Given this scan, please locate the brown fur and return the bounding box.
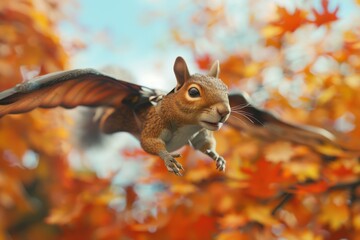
[99,57,231,175]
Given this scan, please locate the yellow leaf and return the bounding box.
[245,204,278,226]
[354,214,360,230]
[217,195,235,213]
[317,86,336,105]
[265,141,295,163]
[315,144,345,156]
[170,183,197,194]
[218,213,248,229]
[318,192,349,230]
[93,191,118,205]
[345,74,360,88]
[243,63,261,78]
[261,25,283,38]
[186,167,212,182]
[283,229,323,240]
[216,231,249,240]
[46,201,84,225]
[284,161,320,181]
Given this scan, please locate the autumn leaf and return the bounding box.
[216,231,249,240]
[291,180,329,195]
[353,211,360,230]
[243,159,287,199]
[129,213,170,232]
[195,54,212,70]
[245,204,278,226]
[284,161,320,181]
[264,141,295,163]
[185,166,213,182]
[318,192,350,230]
[310,0,339,27]
[170,182,198,194]
[282,229,323,240]
[218,213,248,229]
[324,160,357,181]
[46,200,85,225]
[2,0,360,239]
[270,7,308,35]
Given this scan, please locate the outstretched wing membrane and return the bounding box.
[0,69,159,116]
[227,92,345,153]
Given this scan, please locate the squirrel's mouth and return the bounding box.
[200,121,223,131]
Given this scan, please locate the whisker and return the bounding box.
[229,114,250,126]
[231,111,254,124]
[231,103,250,111]
[233,110,256,119]
[231,110,264,126]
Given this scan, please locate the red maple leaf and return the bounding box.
[243,159,288,199]
[291,180,329,195]
[272,7,308,33]
[195,54,212,70]
[311,0,339,26]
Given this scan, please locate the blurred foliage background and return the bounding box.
[0,0,360,239]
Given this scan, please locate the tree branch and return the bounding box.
[272,179,360,215]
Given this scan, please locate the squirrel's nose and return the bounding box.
[217,106,231,122]
[217,106,230,116]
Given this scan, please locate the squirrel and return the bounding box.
[99,57,231,175]
[0,56,350,175]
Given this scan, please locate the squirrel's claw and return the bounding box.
[164,154,184,176]
[215,156,226,172]
[205,149,226,172]
[171,154,184,171]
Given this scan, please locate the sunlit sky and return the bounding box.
[59,0,357,90]
[60,0,194,90]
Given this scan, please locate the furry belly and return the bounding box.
[162,125,202,152]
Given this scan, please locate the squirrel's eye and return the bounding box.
[188,87,200,98]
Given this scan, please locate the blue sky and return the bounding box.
[60,0,194,90]
[59,0,357,90]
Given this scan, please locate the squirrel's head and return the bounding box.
[168,56,231,131]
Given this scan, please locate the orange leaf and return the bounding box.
[272,7,308,34]
[46,201,84,225]
[218,213,248,229]
[291,180,329,195]
[310,0,339,26]
[243,159,287,199]
[130,213,170,232]
[170,183,197,194]
[185,167,213,182]
[245,204,278,226]
[216,231,249,240]
[318,192,350,230]
[196,54,212,70]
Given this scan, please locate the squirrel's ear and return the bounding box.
[174,56,190,91]
[208,60,220,78]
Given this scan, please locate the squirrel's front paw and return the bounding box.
[205,150,226,172]
[164,153,184,176]
[215,156,226,171]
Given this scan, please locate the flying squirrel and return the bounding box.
[0,57,345,175]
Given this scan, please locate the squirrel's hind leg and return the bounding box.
[190,129,226,171]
